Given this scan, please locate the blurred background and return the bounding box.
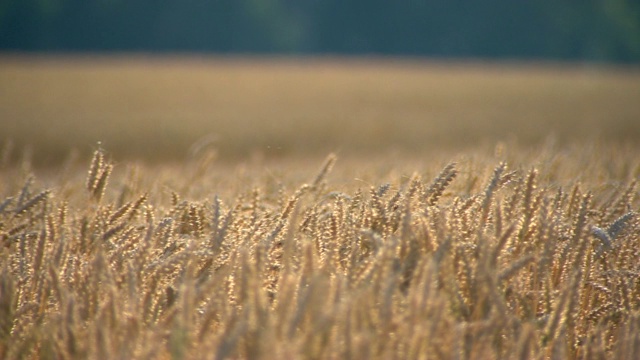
[1,1,639,166]
[2,0,640,63]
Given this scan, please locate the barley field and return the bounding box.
[1,57,640,359]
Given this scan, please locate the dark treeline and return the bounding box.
[1,0,639,63]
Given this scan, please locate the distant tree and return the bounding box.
[0,0,638,62]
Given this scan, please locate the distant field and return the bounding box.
[1,56,639,164]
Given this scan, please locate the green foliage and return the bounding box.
[0,0,639,62]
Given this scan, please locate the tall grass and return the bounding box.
[1,142,639,359]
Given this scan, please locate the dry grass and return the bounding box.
[1,57,640,359]
[1,140,640,359]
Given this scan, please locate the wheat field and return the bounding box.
[2,56,639,164]
[1,57,640,359]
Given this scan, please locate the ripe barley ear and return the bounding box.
[311,153,337,190]
[86,148,104,192]
[14,190,50,215]
[86,147,112,202]
[480,162,506,227]
[426,162,457,206]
